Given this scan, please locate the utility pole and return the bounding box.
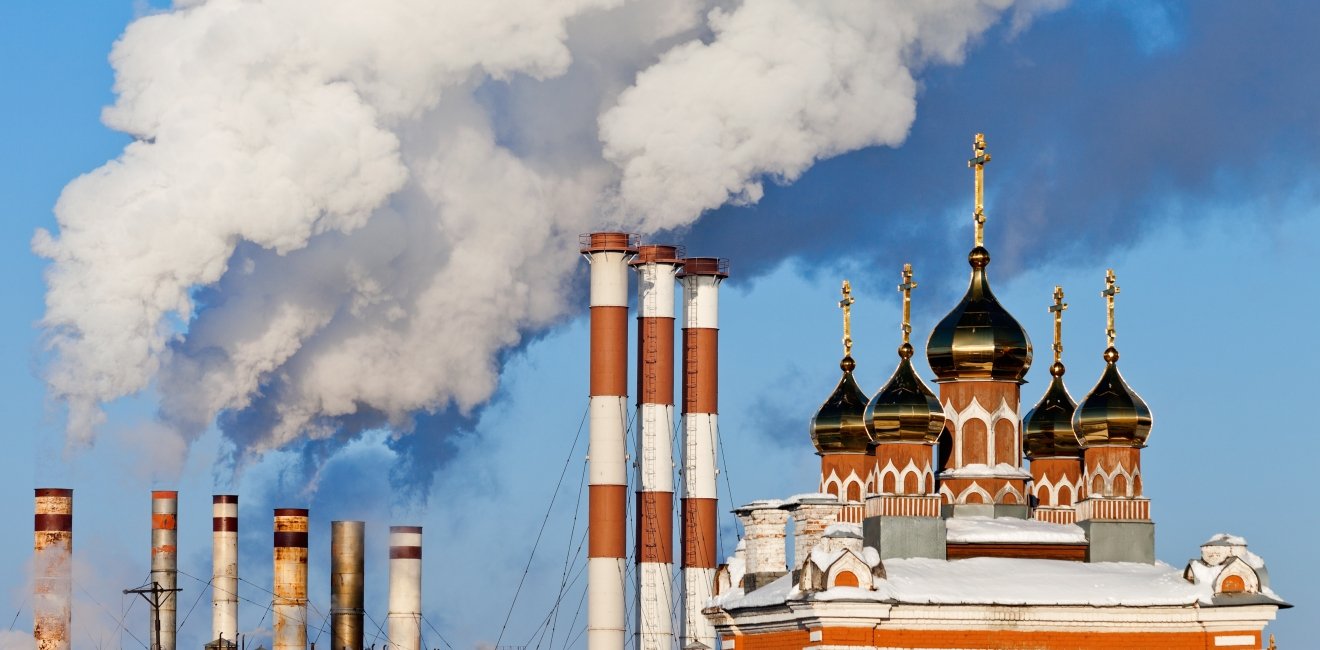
[124,581,182,650]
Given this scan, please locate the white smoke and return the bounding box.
[36,0,1060,468]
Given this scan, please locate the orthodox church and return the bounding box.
[702,134,1288,649]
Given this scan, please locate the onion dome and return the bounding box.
[810,355,872,454]
[811,280,872,454]
[1024,286,1080,458]
[865,264,945,443]
[926,134,1032,383]
[1023,365,1080,458]
[1072,270,1153,448]
[925,246,1033,382]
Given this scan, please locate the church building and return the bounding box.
[702,134,1288,650]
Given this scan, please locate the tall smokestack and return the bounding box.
[212,495,238,647]
[580,232,637,650]
[387,526,423,650]
[678,257,727,648]
[331,521,365,650]
[151,491,179,650]
[33,488,72,650]
[631,244,682,650]
[272,508,309,650]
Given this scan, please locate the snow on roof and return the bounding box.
[1203,533,1248,547]
[785,492,837,504]
[719,557,1214,610]
[734,499,786,511]
[939,463,1032,479]
[945,516,1087,544]
[822,522,862,538]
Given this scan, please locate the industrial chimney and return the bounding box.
[631,244,682,650]
[331,521,365,650]
[212,495,238,648]
[151,490,179,650]
[580,232,637,650]
[273,508,309,650]
[678,257,728,648]
[387,526,423,650]
[33,488,72,650]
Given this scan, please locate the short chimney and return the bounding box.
[786,495,844,569]
[330,521,365,650]
[34,488,73,650]
[733,501,790,592]
[272,508,309,650]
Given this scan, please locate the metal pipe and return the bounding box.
[151,491,179,650]
[386,526,422,650]
[33,488,72,650]
[212,495,238,647]
[580,232,636,650]
[631,245,682,650]
[678,257,727,648]
[331,521,365,650]
[273,508,309,650]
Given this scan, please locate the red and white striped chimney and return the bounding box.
[387,526,423,650]
[631,245,682,650]
[580,232,636,650]
[678,257,727,648]
[272,508,308,650]
[33,488,72,650]
[212,495,238,647]
[151,490,179,650]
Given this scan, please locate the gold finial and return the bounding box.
[839,280,855,357]
[1050,286,1068,364]
[968,132,992,248]
[1102,269,1120,349]
[1267,633,1276,650]
[899,264,917,346]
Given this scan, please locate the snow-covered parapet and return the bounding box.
[734,500,790,592]
[712,540,746,599]
[785,494,845,569]
[797,523,885,594]
[1183,533,1271,596]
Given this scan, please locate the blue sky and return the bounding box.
[2,1,1317,648]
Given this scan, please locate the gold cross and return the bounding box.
[839,280,855,356]
[1050,286,1067,363]
[898,264,917,344]
[1102,269,1120,347]
[968,133,991,247]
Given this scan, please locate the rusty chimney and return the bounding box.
[33,488,72,650]
[273,508,309,650]
[151,491,179,650]
[330,521,365,650]
[387,526,423,650]
[212,495,238,647]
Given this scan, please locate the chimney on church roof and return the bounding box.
[733,501,789,592]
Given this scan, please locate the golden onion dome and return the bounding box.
[925,246,1033,382]
[865,343,946,444]
[1023,362,1080,458]
[1072,270,1152,448]
[1072,346,1152,448]
[810,355,872,454]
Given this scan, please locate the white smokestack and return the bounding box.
[272,508,308,650]
[212,495,238,647]
[387,526,423,650]
[150,491,178,650]
[33,488,72,650]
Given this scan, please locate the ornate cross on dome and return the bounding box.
[1050,286,1067,363]
[1102,269,1120,347]
[899,264,917,345]
[968,132,992,247]
[839,280,854,356]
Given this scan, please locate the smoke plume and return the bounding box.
[36,0,1058,484]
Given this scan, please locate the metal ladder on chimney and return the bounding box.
[638,266,661,650]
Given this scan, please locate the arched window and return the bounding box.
[833,571,859,588]
[1221,575,1246,593]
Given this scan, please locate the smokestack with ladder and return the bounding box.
[331,521,365,650]
[211,495,238,648]
[272,508,309,650]
[678,257,728,648]
[631,245,683,650]
[33,488,72,650]
[580,232,637,650]
[151,491,179,650]
[387,526,423,650]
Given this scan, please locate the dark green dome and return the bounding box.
[865,343,945,444]
[1072,347,1153,448]
[1023,362,1080,458]
[926,247,1032,382]
[811,356,872,454]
